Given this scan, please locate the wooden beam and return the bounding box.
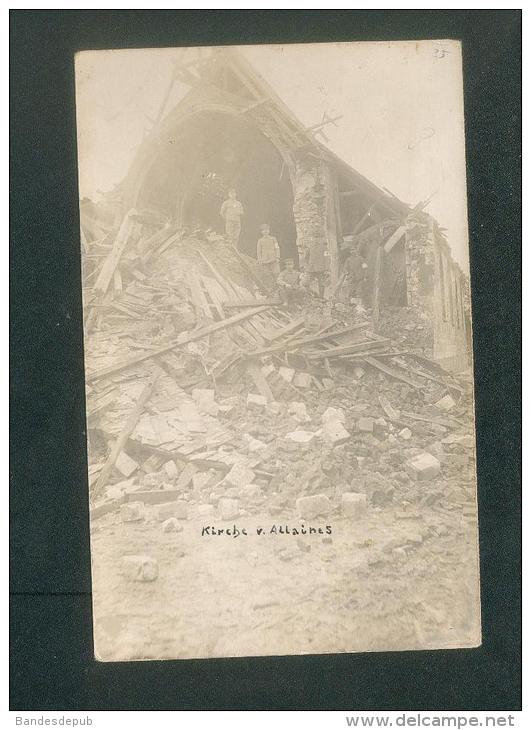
[363,356,425,389]
[246,362,274,401]
[383,224,407,253]
[351,203,377,236]
[371,245,385,327]
[92,372,160,498]
[87,306,270,382]
[93,209,137,297]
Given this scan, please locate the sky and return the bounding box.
[75,40,470,269]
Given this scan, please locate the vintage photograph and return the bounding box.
[76,41,481,661]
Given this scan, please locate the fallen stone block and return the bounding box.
[286,430,316,443]
[405,452,441,481]
[261,363,276,378]
[278,366,295,383]
[441,434,475,448]
[120,502,144,523]
[163,460,180,480]
[142,470,168,488]
[399,428,412,440]
[427,441,445,460]
[115,451,139,478]
[243,434,267,452]
[435,394,456,411]
[162,517,183,533]
[322,407,345,424]
[247,393,267,408]
[157,500,188,521]
[122,555,158,582]
[358,417,374,433]
[288,402,311,423]
[240,484,263,501]
[220,497,239,520]
[341,492,367,518]
[266,401,282,415]
[197,504,215,517]
[225,463,256,488]
[192,471,215,491]
[192,388,219,416]
[295,494,331,520]
[354,366,365,379]
[293,372,313,388]
[322,420,350,445]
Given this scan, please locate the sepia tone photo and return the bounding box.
[76,41,481,661]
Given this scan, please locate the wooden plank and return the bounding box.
[93,209,137,296]
[250,322,369,357]
[401,410,466,429]
[363,355,425,389]
[307,339,390,360]
[372,245,385,327]
[124,489,184,505]
[224,298,279,308]
[113,268,123,294]
[264,316,305,342]
[383,224,407,253]
[92,372,160,498]
[87,306,270,382]
[246,362,274,401]
[378,394,401,421]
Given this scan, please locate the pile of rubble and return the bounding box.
[81,207,476,564]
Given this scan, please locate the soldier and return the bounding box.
[277,258,303,307]
[220,188,244,248]
[256,224,281,289]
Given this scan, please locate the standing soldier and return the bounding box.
[343,244,368,303]
[220,188,244,248]
[256,223,281,289]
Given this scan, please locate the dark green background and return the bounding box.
[10,9,521,710]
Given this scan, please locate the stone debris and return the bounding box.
[224,463,256,488]
[435,394,457,411]
[192,388,218,416]
[358,417,374,433]
[122,555,159,582]
[286,430,316,443]
[295,494,331,520]
[322,407,346,424]
[288,402,311,423]
[162,517,183,533]
[120,502,145,522]
[322,420,350,445]
[157,501,188,521]
[405,453,441,481]
[341,492,367,518]
[84,217,475,549]
[163,460,180,480]
[220,497,240,520]
[246,393,267,408]
[278,366,295,383]
[115,451,139,478]
[292,372,312,388]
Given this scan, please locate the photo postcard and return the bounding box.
[75,40,481,661]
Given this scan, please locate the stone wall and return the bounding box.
[406,218,471,371]
[292,155,338,282]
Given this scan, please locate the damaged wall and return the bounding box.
[405,219,470,371]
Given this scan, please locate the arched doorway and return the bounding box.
[136,111,297,261]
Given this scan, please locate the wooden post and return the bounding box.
[91,372,160,499]
[372,245,385,328]
[93,209,137,297]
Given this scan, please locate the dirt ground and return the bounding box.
[91,486,480,661]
